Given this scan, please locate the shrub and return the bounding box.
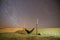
[15,30,27,34]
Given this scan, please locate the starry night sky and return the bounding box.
[0,0,60,28]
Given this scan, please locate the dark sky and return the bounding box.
[0,0,60,28]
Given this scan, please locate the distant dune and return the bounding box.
[0,28,60,32]
[0,28,24,32]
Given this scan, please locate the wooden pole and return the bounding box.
[36,18,38,35]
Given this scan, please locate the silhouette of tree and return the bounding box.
[25,28,34,34]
